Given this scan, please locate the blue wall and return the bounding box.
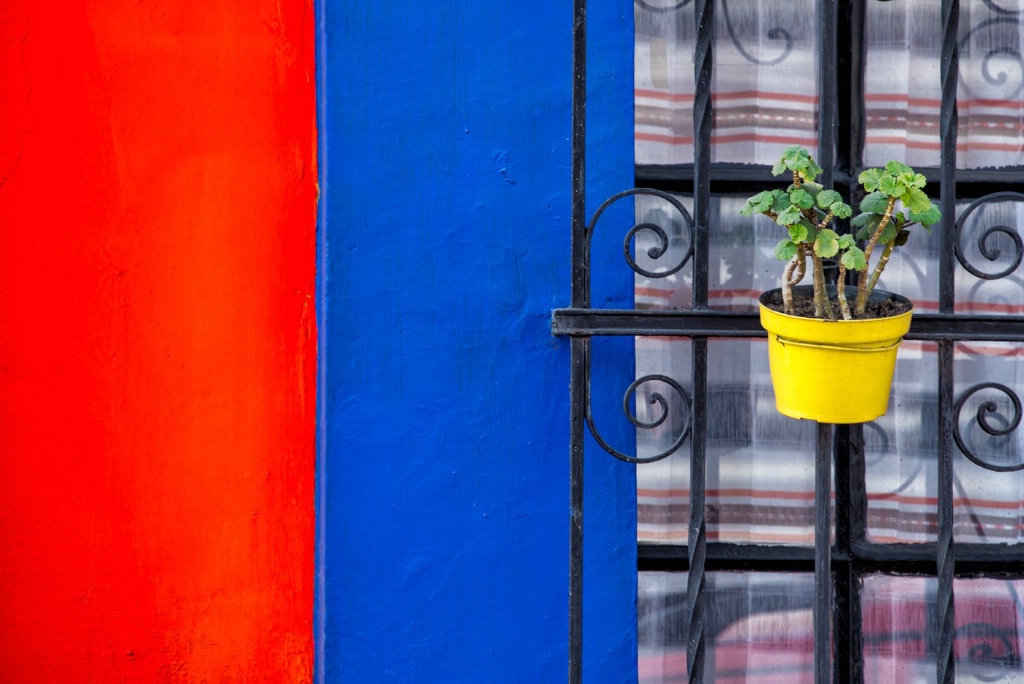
[316,2,636,680]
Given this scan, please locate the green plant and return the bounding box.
[740,146,941,320]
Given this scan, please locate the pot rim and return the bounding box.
[757,285,913,323]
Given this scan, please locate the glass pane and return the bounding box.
[637,337,693,544]
[865,0,1024,169]
[863,576,1024,682]
[635,194,797,312]
[865,195,1024,543]
[953,341,1024,544]
[866,342,940,543]
[635,0,819,166]
[636,194,820,545]
[639,571,816,683]
[955,197,1024,315]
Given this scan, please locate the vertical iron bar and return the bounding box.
[937,0,958,682]
[835,424,865,684]
[937,341,956,684]
[688,1,713,682]
[692,0,713,311]
[688,338,707,684]
[818,0,837,185]
[939,0,958,315]
[569,1,586,682]
[816,5,837,682]
[815,423,833,684]
[569,338,585,684]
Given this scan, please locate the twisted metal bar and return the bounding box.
[687,338,707,684]
[953,383,1024,472]
[688,0,713,680]
[939,0,960,677]
[955,192,1024,280]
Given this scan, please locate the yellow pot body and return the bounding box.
[758,288,913,424]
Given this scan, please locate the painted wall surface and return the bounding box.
[317,1,636,681]
[0,1,316,681]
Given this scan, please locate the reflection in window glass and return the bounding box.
[863,576,1024,682]
[635,0,819,166]
[639,572,816,684]
[865,0,1024,169]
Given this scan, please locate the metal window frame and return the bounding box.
[554,0,1024,682]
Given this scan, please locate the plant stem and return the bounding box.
[863,243,894,303]
[781,245,807,316]
[856,197,896,314]
[811,254,834,320]
[836,263,852,320]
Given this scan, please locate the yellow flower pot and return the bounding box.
[758,286,913,424]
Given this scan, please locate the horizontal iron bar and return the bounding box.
[640,541,1024,575]
[551,308,1024,341]
[636,163,1024,190]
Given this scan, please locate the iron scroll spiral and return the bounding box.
[633,0,794,67]
[980,0,1021,15]
[586,188,694,283]
[953,383,1024,472]
[955,192,1024,281]
[634,0,692,12]
[585,373,692,464]
[958,14,1024,99]
[583,188,694,463]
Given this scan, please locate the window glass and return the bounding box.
[635,0,820,166]
[639,571,816,683]
[865,0,1024,169]
[863,576,1024,682]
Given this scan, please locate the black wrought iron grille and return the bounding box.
[553,0,1024,682]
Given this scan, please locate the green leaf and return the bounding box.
[776,204,802,226]
[851,212,881,232]
[885,160,912,176]
[837,234,857,250]
[788,223,809,243]
[814,228,840,258]
[840,245,867,271]
[859,192,890,214]
[911,203,941,228]
[789,188,814,209]
[903,187,934,214]
[878,220,899,245]
[831,201,853,219]
[770,190,791,213]
[774,238,798,261]
[858,168,884,192]
[740,191,776,215]
[815,189,841,209]
[878,175,900,196]
[801,181,822,200]
[772,158,788,176]
[893,229,911,247]
[909,173,928,189]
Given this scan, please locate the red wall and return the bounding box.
[0,1,316,681]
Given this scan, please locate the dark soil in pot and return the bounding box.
[760,288,913,319]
